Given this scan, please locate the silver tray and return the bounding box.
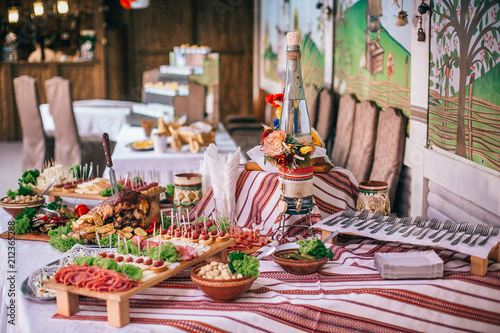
[19,259,59,302]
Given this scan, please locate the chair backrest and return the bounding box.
[345,100,380,182]
[369,107,407,203]
[13,75,47,170]
[314,89,335,144]
[174,81,206,123]
[45,76,82,165]
[304,85,319,128]
[330,94,357,167]
[253,88,269,123]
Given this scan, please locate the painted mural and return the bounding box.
[260,0,328,93]
[428,0,500,172]
[333,0,412,116]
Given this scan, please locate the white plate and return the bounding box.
[375,250,443,268]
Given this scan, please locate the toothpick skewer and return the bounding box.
[96,233,101,249]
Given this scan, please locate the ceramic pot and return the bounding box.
[356,180,390,215]
[278,165,314,215]
[356,180,391,215]
[173,173,202,212]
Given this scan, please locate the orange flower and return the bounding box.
[263,130,286,157]
[266,94,275,104]
[275,154,292,167]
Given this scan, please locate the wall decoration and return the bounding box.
[333,0,411,116]
[428,0,500,171]
[259,0,330,93]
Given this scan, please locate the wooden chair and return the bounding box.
[225,88,269,134]
[369,107,407,203]
[13,75,54,170]
[330,94,358,167]
[44,77,103,167]
[314,89,335,150]
[174,81,206,123]
[345,100,380,182]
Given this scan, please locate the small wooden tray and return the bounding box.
[45,238,236,327]
[34,186,165,204]
[0,231,50,242]
[318,229,500,277]
[245,161,332,173]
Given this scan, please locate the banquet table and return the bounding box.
[1,199,500,333]
[107,124,246,185]
[40,99,138,141]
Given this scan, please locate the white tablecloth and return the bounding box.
[40,99,137,141]
[106,124,246,185]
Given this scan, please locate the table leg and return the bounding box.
[107,298,130,328]
[56,291,79,317]
[321,230,338,244]
[470,243,500,276]
[48,195,60,202]
[211,248,228,262]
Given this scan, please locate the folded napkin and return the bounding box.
[247,145,333,173]
[206,144,241,217]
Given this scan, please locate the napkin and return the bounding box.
[206,144,241,217]
[247,145,333,173]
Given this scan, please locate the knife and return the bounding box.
[323,230,339,243]
[102,133,119,195]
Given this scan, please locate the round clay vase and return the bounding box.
[356,180,390,215]
[173,173,202,212]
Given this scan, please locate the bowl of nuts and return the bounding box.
[191,261,257,302]
[0,195,45,218]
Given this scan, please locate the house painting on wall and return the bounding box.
[334,0,412,116]
[428,0,500,172]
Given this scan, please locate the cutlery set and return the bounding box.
[322,209,499,247]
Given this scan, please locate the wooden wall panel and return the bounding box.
[59,63,97,100]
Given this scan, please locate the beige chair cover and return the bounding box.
[330,94,357,167]
[369,107,407,203]
[345,100,380,182]
[45,77,82,166]
[14,75,52,170]
[174,81,206,123]
[314,89,335,145]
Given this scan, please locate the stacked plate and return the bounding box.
[374,250,444,279]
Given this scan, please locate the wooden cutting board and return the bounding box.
[245,161,332,173]
[0,230,50,242]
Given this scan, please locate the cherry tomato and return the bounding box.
[74,204,90,217]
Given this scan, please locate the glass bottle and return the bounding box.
[279,32,312,147]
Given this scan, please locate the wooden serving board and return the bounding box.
[0,231,50,242]
[45,238,236,328]
[245,161,332,173]
[34,186,165,204]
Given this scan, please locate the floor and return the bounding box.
[0,141,23,195]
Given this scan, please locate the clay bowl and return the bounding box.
[0,197,45,218]
[272,249,328,275]
[191,262,257,302]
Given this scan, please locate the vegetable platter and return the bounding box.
[45,238,235,328]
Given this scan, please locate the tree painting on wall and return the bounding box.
[428,0,500,171]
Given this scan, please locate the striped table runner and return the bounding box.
[53,240,500,332]
[190,168,359,239]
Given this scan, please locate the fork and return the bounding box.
[357,214,385,231]
[413,220,432,237]
[463,225,482,244]
[479,226,499,246]
[447,222,468,241]
[372,216,406,234]
[402,220,426,237]
[349,210,371,227]
[429,219,451,239]
[451,225,474,245]
[387,217,412,235]
[325,209,355,226]
[399,216,422,234]
[417,219,441,239]
[469,226,489,247]
[433,222,456,243]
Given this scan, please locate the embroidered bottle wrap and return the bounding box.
[173,173,202,212]
[279,165,314,214]
[356,180,390,215]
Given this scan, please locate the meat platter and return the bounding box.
[45,238,235,328]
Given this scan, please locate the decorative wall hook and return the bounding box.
[418,1,431,15]
[416,16,426,42]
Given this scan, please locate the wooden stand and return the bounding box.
[35,186,165,204]
[319,229,500,277]
[45,238,235,327]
